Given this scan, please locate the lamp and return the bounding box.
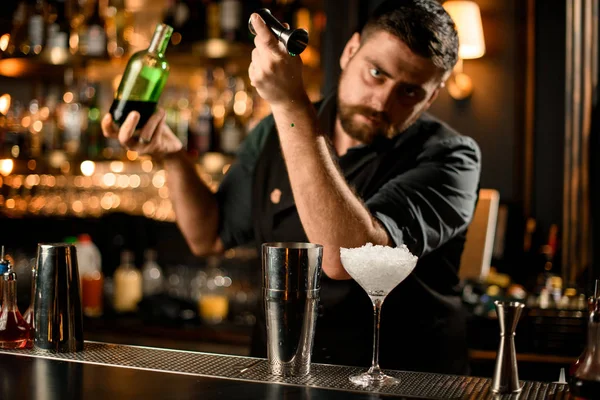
[443,1,486,100]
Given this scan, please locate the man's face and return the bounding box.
[337,30,445,144]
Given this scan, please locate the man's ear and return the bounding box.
[340,32,361,70]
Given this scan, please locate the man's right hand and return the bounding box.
[101,109,183,159]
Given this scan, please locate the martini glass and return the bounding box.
[340,243,418,387]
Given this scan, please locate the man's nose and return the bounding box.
[369,86,395,113]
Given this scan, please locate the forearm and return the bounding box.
[271,99,390,279]
[162,150,222,255]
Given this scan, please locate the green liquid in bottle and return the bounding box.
[110,23,173,130]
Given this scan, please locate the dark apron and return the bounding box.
[249,124,470,375]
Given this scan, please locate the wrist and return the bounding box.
[270,92,312,114]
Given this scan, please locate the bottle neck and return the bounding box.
[2,280,18,312]
[148,26,172,57]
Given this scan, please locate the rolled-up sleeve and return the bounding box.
[366,136,481,257]
[216,117,273,249]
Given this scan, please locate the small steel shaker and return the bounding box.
[33,243,84,352]
[492,301,525,394]
[248,8,309,56]
[262,242,323,377]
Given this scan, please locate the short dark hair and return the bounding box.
[361,0,459,73]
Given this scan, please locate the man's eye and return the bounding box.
[402,87,417,97]
[369,68,381,78]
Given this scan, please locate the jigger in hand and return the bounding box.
[248,8,309,56]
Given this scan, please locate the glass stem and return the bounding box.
[368,297,383,376]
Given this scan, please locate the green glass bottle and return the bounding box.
[109,23,173,130]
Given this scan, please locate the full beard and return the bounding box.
[337,103,394,145]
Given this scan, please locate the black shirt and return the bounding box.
[216,92,481,374]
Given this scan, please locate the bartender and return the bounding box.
[101,0,481,375]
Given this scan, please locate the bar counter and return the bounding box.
[0,341,570,399]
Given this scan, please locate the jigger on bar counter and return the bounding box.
[492,301,525,394]
[248,8,309,56]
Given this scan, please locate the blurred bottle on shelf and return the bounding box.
[76,233,104,317]
[162,0,195,49]
[219,73,246,155]
[28,0,48,55]
[105,0,131,58]
[2,101,29,160]
[205,0,221,40]
[163,87,190,149]
[113,249,142,313]
[78,0,107,58]
[61,68,84,157]
[141,248,164,297]
[44,0,71,63]
[80,80,104,159]
[188,68,217,157]
[220,0,242,42]
[198,257,230,324]
[5,1,30,57]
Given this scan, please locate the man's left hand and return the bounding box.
[248,13,307,108]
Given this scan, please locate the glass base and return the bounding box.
[349,371,400,387]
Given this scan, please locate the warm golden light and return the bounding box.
[49,47,69,64]
[213,103,225,119]
[203,153,226,174]
[0,34,9,52]
[103,173,117,187]
[233,101,247,116]
[443,1,486,60]
[60,161,70,174]
[32,120,43,133]
[130,174,141,188]
[110,161,124,173]
[72,200,84,213]
[141,160,153,172]
[126,150,138,161]
[39,106,50,119]
[152,171,166,188]
[0,159,14,176]
[205,38,228,58]
[443,1,486,100]
[48,150,67,168]
[117,174,130,188]
[0,94,11,115]
[63,92,74,103]
[80,160,96,177]
[10,146,19,158]
[21,116,31,128]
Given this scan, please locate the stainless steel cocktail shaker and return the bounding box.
[262,242,322,377]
